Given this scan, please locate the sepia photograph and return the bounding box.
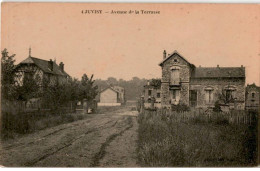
[0,2,259,167]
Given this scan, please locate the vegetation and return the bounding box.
[1,49,98,139]
[137,109,257,167]
[1,111,89,139]
[171,103,190,112]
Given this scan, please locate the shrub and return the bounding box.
[213,101,222,112]
[171,103,190,112]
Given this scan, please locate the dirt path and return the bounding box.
[0,107,139,167]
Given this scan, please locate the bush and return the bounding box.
[213,101,222,112]
[171,103,190,112]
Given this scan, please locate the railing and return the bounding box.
[170,78,181,86]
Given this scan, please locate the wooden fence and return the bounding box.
[142,108,257,125]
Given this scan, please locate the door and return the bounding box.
[171,89,180,104]
[189,90,197,107]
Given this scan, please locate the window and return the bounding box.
[205,90,213,103]
[157,93,160,98]
[171,69,180,85]
[148,90,152,96]
[252,93,255,98]
[226,90,235,102]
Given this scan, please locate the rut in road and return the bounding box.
[1,117,115,151]
[90,116,133,167]
[23,119,120,167]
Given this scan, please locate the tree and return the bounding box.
[150,78,161,89]
[107,77,117,85]
[14,72,40,103]
[1,49,16,101]
[78,74,98,101]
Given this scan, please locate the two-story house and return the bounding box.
[14,50,70,87]
[159,50,245,109]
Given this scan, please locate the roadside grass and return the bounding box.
[137,110,257,167]
[0,111,89,140]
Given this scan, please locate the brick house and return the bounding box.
[14,51,70,86]
[159,50,245,109]
[98,86,125,106]
[245,83,260,111]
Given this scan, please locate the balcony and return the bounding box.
[170,78,181,86]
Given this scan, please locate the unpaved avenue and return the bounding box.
[0,107,139,167]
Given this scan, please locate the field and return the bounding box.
[137,109,257,167]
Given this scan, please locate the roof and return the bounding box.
[100,86,123,94]
[246,83,260,91]
[193,67,245,78]
[17,56,69,76]
[159,50,195,67]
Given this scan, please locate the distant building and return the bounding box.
[143,80,161,108]
[14,49,70,86]
[245,83,260,111]
[159,50,246,109]
[98,86,125,106]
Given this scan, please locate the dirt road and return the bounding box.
[0,107,139,167]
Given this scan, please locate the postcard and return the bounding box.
[1,2,259,167]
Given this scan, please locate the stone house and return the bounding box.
[98,86,125,106]
[14,51,70,87]
[245,83,260,111]
[159,50,245,109]
[143,84,161,103]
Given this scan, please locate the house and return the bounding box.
[14,49,70,86]
[143,80,161,108]
[245,83,260,111]
[158,50,245,109]
[98,86,125,106]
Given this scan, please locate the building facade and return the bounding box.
[245,84,260,111]
[159,50,245,109]
[98,86,125,106]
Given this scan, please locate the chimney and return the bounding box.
[59,62,64,72]
[163,50,166,59]
[217,64,219,68]
[147,80,150,86]
[48,59,54,71]
[241,65,243,68]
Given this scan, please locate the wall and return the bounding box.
[100,88,118,103]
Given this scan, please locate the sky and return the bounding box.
[1,3,259,85]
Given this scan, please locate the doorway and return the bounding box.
[189,90,197,107]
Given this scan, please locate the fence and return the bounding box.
[141,108,257,125]
[1,100,76,116]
